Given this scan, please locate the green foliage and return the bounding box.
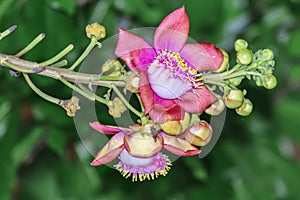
[1,0,300,199]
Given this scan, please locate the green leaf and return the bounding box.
[46,0,77,15]
[11,127,45,167]
[47,128,68,158]
[275,96,300,142]
[183,157,208,181]
[288,29,300,57]
[0,0,14,20]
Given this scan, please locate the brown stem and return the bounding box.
[0,53,126,87]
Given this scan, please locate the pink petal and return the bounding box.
[179,86,217,113]
[131,48,157,72]
[138,72,185,123]
[165,104,185,121]
[149,94,185,123]
[154,6,189,52]
[153,93,179,107]
[115,29,156,72]
[90,133,125,166]
[89,122,129,134]
[138,72,155,114]
[149,103,183,123]
[161,132,201,156]
[180,43,224,71]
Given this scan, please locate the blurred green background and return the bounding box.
[1,0,300,199]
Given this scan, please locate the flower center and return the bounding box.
[148,50,203,99]
[114,149,172,182]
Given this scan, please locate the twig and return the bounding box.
[0,53,126,87]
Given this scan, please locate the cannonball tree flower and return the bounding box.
[115,6,228,123]
[89,121,200,182]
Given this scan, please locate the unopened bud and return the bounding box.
[234,39,248,51]
[236,49,253,65]
[125,72,140,93]
[225,89,244,109]
[59,96,80,117]
[86,23,106,40]
[185,121,212,146]
[262,49,274,60]
[124,131,163,157]
[205,98,225,115]
[108,97,127,118]
[102,60,122,76]
[160,113,190,136]
[236,98,253,116]
[263,75,277,90]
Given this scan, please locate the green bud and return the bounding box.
[263,75,277,89]
[160,113,190,136]
[205,98,225,115]
[236,98,253,116]
[225,89,244,109]
[234,39,248,51]
[185,121,213,146]
[236,49,253,65]
[102,59,122,76]
[262,49,274,60]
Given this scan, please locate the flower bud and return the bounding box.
[124,132,163,157]
[102,60,122,77]
[59,96,80,117]
[205,98,225,115]
[160,113,190,136]
[216,49,229,72]
[125,72,140,93]
[236,49,253,65]
[262,49,274,60]
[263,75,277,89]
[85,23,106,40]
[108,97,127,118]
[234,39,248,51]
[224,89,244,109]
[236,98,253,116]
[185,121,212,146]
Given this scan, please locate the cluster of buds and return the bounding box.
[235,39,277,90]
[202,39,278,117]
[159,114,213,147]
[224,89,253,116]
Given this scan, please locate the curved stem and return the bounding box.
[204,80,226,87]
[16,33,45,57]
[57,75,108,105]
[111,85,143,118]
[51,60,68,68]
[69,37,98,70]
[136,93,144,113]
[40,44,74,66]
[23,73,59,104]
[77,83,109,105]
[203,71,246,82]
[0,25,17,40]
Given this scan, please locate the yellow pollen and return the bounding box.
[114,154,172,182]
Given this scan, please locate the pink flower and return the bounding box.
[115,6,227,123]
[89,122,200,182]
